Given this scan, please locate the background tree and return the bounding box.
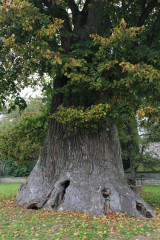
[119,117,160,179]
[118,117,141,174]
[138,118,160,171]
[0,97,48,172]
[0,0,160,218]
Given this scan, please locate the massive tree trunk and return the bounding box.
[17,118,155,218]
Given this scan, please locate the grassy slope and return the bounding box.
[0,183,159,240]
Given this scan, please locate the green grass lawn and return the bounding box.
[0,183,21,199]
[0,183,159,240]
[142,185,160,209]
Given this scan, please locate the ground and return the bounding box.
[0,184,160,239]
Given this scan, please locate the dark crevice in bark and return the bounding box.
[102,188,111,214]
[51,180,70,210]
[102,188,111,199]
[136,202,153,219]
[27,204,39,210]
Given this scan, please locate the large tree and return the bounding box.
[0,0,160,219]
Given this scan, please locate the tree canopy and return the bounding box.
[0,0,160,129]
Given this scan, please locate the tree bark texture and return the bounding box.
[17,119,155,218]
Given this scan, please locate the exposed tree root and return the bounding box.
[18,174,156,219]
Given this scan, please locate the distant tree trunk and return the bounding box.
[17,116,155,218]
[2,162,6,177]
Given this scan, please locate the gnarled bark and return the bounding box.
[17,120,155,219]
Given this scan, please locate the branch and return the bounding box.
[122,0,129,11]
[68,0,91,27]
[22,120,46,136]
[67,0,79,12]
[137,0,159,26]
[40,0,72,51]
[82,0,91,14]
[79,0,91,26]
[141,0,147,10]
[67,0,80,24]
